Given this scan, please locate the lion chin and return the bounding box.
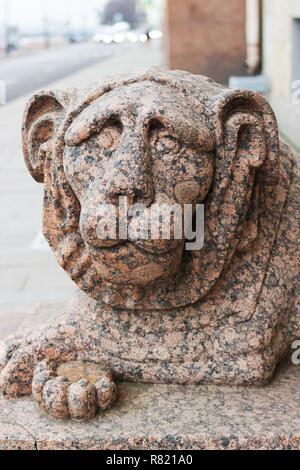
[84,236,184,286]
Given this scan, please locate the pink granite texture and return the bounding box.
[0,67,299,421]
[1,356,299,450]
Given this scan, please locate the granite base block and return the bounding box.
[0,361,299,450]
[0,400,36,450]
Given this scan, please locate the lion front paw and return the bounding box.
[0,338,23,372]
[0,339,35,397]
[32,360,117,421]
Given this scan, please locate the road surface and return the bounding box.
[0,41,128,102]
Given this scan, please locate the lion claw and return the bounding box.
[32,360,117,421]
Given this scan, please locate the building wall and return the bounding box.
[164,0,247,84]
[263,0,300,150]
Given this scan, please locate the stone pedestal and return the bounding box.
[0,359,299,450]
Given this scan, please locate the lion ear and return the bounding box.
[22,90,71,183]
[207,89,280,255]
[214,89,280,186]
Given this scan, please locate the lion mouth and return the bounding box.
[85,237,182,256]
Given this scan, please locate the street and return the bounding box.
[0,41,129,102]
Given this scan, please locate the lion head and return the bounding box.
[22,68,279,310]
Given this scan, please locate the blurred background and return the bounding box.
[0,0,299,335]
[0,0,164,101]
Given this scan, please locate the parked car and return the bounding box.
[67,32,89,44]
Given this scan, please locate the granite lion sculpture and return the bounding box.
[0,68,299,420]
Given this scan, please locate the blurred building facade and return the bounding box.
[164,0,300,150]
[263,0,300,150]
[164,0,248,84]
[103,0,138,27]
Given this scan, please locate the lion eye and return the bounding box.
[155,133,180,154]
[149,121,180,155]
[97,120,122,151]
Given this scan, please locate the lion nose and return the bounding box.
[104,133,153,204]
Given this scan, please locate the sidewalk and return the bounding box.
[0,41,163,337]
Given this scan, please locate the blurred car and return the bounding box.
[5,41,18,53]
[68,32,89,44]
[93,22,129,44]
[0,27,19,54]
[93,23,162,45]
